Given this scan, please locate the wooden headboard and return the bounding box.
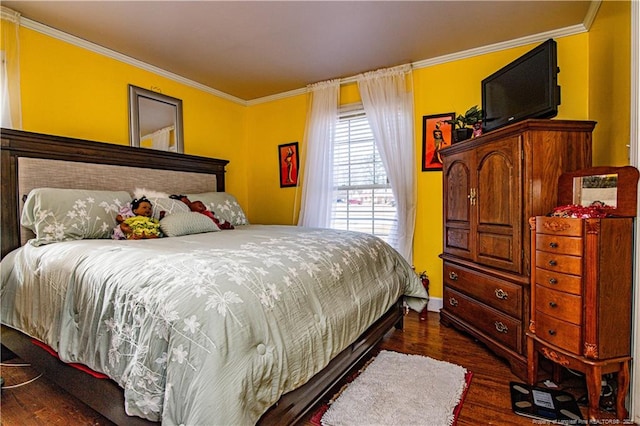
[1,128,229,258]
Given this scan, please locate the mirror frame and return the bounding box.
[557,166,639,217]
[128,84,184,153]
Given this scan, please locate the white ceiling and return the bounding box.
[4,1,596,102]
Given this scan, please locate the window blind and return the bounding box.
[331,109,397,242]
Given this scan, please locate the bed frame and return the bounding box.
[0,128,404,425]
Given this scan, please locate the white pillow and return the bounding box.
[160,212,220,237]
[133,188,169,199]
[185,192,249,226]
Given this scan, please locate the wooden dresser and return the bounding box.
[527,166,639,421]
[439,119,594,380]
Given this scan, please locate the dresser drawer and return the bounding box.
[536,217,583,237]
[535,310,582,354]
[536,234,582,256]
[536,285,582,325]
[444,287,521,352]
[535,268,582,295]
[443,263,522,318]
[535,251,582,276]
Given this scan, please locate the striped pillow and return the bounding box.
[159,212,220,237]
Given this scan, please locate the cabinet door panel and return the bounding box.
[478,232,514,264]
[443,151,474,259]
[475,137,522,273]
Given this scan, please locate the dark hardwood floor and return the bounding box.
[1,311,631,425]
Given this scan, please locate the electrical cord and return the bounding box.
[0,362,32,367]
[1,373,43,389]
[1,361,39,390]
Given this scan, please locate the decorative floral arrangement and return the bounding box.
[550,203,616,219]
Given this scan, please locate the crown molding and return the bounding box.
[583,0,602,31]
[19,16,248,106]
[264,23,592,105]
[411,23,588,70]
[19,13,590,107]
[246,87,308,106]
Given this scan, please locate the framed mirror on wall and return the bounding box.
[128,84,184,153]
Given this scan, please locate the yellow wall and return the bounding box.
[246,34,594,298]
[245,94,308,224]
[18,27,249,204]
[14,3,631,300]
[588,0,632,165]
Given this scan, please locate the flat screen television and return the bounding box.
[482,39,560,133]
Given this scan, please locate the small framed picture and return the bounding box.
[422,113,454,171]
[278,142,299,188]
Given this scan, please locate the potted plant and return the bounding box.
[447,105,483,142]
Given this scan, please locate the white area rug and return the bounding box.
[321,350,470,426]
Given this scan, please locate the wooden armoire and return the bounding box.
[439,119,595,379]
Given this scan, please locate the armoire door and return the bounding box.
[474,135,523,273]
[443,149,474,260]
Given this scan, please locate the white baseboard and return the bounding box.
[427,297,443,312]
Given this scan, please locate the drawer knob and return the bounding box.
[448,297,458,307]
[495,321,509,333]
[549,242,559,248]
[548,260,557,267]
[449,271,458,281]
[494,288,509,300]
[548,329,556,336]
[549,278,558,285]
[549,301,557,308]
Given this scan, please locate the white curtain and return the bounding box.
[1,6,22,129]
[357,64,416,262]
[142,126,174,151]
[297,80,340,228]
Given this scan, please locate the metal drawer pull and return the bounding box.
[495,288,509,300]
[548,329,556,336]
[449,271,458,281]
[549,242,558,248]
[549,301,557,308]
[448,297,458,307]
[495,321,509,333]
[549,278,558,285]
[548,260,557,266]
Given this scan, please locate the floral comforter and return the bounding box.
[1,225,427,425]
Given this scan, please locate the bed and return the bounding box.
[0,128,428,425]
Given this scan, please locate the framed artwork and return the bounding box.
[422,112,454,171]
[278,142,299,187]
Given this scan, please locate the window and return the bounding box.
[331,107,397,242]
